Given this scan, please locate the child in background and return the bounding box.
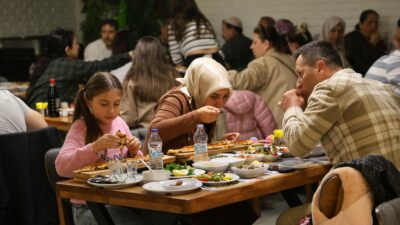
[56,72,175,225]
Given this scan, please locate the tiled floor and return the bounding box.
[253,193,306,225]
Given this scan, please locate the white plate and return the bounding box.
[143,180,202,195]
[87,175,143,189]
[170,169,206,179]
[210,157,246,167]
[200,173,240,186]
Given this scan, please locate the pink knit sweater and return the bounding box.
[224,90,277,140]
[55,116,142,204]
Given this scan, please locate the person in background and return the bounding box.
[365,18,400,95]
[228,26,297,128]
[166,0,224,67]
[0,90,47,134]
[285,23,313,54]
[26,28,132,108]
[259,16,276,29]
[221,16,253,70]
[84,19,118,61]
[274,19,295,54]
[224,90,277,140]
[55,72,176,225]
[120,36,180,129]
[315,16,351,68]
[279,40,400,169]
[344,9,387,76]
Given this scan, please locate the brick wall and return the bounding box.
[196,0,400,45]
[0,0,77,39]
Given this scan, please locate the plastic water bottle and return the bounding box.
[148,128,163,170]
[193,124,209,162]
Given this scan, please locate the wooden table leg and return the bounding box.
[87,202,115,225]
[305,184,314,202]
[56,194,66,225]
[249,198,261,218]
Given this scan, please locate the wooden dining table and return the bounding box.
[56,163,331,225]
[45,116,73,132]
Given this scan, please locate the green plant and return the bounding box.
[80,0,170,45]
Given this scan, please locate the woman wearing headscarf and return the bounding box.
[316,16,351,68]
[143,57,238,154]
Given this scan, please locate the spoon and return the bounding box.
[140,159,155,173]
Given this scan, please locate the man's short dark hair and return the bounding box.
[293,40,343,68]
[101,19,118,31]
[224,22,242,33]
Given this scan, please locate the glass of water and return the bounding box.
[126,160,138,180]
[109,159,124,182]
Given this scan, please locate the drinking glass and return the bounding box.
[126,160,138,180]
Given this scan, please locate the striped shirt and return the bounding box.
[283,69,400,168]
[365,50,400,96]
[168,21,218,65]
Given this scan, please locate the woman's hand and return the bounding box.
[196,105,220,123]
[126,136,142,157]
[222,132,240,141]
[92,134,121,154]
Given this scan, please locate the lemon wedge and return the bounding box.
[172,169,188,176]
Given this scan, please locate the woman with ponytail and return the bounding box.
[227,25,297,128]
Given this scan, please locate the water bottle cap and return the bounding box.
[197,124,204,129]
[151,128,158,132]
[50,79,55,85]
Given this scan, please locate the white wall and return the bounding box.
[196,0,400,45]
[0,0,398,46]
[0,0,79,39]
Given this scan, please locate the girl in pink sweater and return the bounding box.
[56,72,142,177]
[55,73,175,225]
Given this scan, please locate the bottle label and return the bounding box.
[194,143,208,154]
[149,142,163,158]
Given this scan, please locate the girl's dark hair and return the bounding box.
[124,36,179,102]
[74,72,122,144]
[355,9,379,30]
[167,0,215,42]
[29,28,74,88]
[286,23,312,47]
[254,25,287,53]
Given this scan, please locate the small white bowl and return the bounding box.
[234,154,265,164]
[192,161,229,173]
[142,170,170,182]
[160,178,197,190]
[231,166,265,178]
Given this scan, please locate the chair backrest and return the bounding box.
[375,197,400,225]
[0,127,62,225]
[44,147,75,225]
[44,148,62,190]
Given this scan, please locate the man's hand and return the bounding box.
[278,89,305,112]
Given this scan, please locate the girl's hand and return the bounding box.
[126,136,141,156]
[222,132,240,141]
[196,106,220,123]
[92,134,121,154]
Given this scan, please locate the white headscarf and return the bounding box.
[320,16,346,49]
[182,57,232,109]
